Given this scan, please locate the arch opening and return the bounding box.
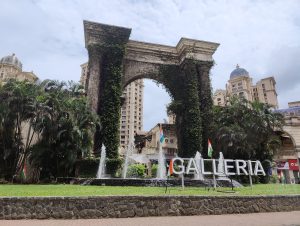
[120,77,177,160]
[274,130,300,184]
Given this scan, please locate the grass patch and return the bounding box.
[0,184,299,197]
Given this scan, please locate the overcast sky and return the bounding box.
[1,0,300,130]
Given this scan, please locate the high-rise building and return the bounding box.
[0,53,38,83]
[80,63,144,151]
[120,79,144,150]
[213,65,279,108]
[80,62,88,90]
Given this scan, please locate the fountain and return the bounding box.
[96,145,106,179]
[59,147,240,187]
[156,142,166,179]
[59,134,239,187]
[122,87,136,179]
[122,137,135,178]
[194,151,204,180]
[217,152,228,180]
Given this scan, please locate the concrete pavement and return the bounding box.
[0,211,299,226]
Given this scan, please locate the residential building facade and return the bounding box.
[213,65,278,108]
[0,54,38,83]
[135,123,178,160]
[120,79,144,151]
[80,62,88,90]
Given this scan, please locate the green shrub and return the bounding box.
[106,158,123,177]
[269,174,279,183]
[76,158,99,178]
[151,164,158,177]
[127,164,146,178]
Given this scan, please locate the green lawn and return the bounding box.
[0,184,299,197]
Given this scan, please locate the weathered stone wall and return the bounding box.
[1,195,299,219]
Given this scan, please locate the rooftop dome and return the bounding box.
[230,64,249,79]
[0,53,22,70]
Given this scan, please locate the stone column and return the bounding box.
[196,61,214,156]
[86,46,103,154]
[179,59,202,157]
[84,21,131,159]
[87,45,102,114]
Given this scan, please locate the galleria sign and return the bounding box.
[170,157,266,176]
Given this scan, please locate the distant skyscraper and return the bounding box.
[80,62,88,90]
[80,63,144,150]
[120,80,144,150]
[213,65,279,108]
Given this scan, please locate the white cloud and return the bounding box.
[1,0,300,129]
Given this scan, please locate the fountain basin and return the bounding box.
[56,177,242,187]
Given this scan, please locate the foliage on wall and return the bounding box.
[159,60,212,157]
[88,43,126,175]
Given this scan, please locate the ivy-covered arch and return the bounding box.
[83,20,219,173]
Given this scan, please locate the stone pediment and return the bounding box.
[84,20,219,66]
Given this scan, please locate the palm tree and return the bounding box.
[211,97,284,161]
[0,79,99,181]
[0,80,39,180]
[28,80,99,179]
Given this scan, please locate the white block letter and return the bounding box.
[172,158,185,175]
[254,161,266,176]
[224,159,235,175]
[186,158,199,175]
[247,160,254,176]
[201,159,212,175]
[235,160,248,175]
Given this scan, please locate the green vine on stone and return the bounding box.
[88,43,125,175]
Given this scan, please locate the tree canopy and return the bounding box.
[0,79,99,181]
[210,97,284,162]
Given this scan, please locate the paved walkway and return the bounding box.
[0,211,299,226]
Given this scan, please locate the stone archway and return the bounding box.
[83,20,219,166]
